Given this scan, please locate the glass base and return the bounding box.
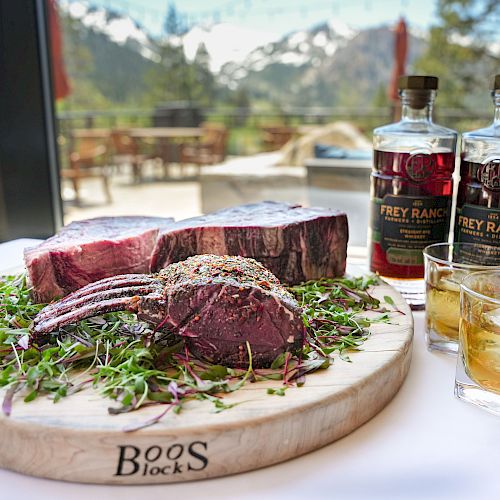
[455,348,500,416]
[379,276,425,310]
[426,328,458,355]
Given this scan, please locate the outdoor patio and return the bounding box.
[63,147,372,246]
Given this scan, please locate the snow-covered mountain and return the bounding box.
[61,1,283,71]
[60,1,360,80]
[178,18,357,78]
[218,19,357,88]
[212,21,426,106]
[59,2,427,107]
[60,0,159,61]
[180,23,281,73]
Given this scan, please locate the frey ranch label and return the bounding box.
[371,195,451,266]
[114,441,209,477]
[455,204,500,247]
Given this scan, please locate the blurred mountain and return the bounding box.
[59,2,159,107]
[59,3,426,108]
[218,23,426,106]
[179,22,281,73]
[62,1,159,60]
[218,19,356,88]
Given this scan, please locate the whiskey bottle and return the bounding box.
[369,75,458,308]
[455,74,500,255]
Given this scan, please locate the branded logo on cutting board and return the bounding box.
[115,441,209,477]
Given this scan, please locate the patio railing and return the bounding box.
[56,106,493,156]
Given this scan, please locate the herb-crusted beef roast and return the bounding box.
[151,201,348,284]
[24,216,174,302]
[32,255,306,368]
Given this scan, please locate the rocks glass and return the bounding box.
[423,243,500,354]
[455,270,500,415]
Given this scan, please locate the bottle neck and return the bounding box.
[399,89,435,123]
[401,103,433,122]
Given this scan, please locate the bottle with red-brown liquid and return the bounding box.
[455,74,500,256]
[369,75,457,308]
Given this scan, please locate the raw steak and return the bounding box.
[25,216,173,302]
[151,201,348,284]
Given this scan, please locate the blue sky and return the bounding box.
[78,0,439,36]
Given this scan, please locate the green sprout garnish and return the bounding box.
[0,273,390,428]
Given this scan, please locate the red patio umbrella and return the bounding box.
[388,17,408,103]
[47,0,70,100]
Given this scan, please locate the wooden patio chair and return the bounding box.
[60,138,111,205]
[109,129,147,183]
[179,123,228,171]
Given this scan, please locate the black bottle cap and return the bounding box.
[398,75,439,90]
[494,74,500,91]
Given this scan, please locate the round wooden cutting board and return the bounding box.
[0,280,413,484]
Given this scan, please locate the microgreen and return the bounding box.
[0,272,389,428]
[383,295,406,315]
[290,275,387,362]
[267,387,287,396]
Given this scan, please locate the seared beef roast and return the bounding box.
[32,255,305,368]
[24,216,173,302]
[151,201,348,284]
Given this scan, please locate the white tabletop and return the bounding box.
[1,239,498,500]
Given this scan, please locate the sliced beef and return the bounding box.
[25,216,173,303]
[151,201,348,284]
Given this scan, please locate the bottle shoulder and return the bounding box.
[461,126,500,163]
[373,121,457,154]
[463,124,500,140]
[374,120,458,138]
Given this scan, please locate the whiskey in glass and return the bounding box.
[423,243,499,354]
[456,270,500,415]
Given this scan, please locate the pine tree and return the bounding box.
[415,0,499,108]
[145,4,216,106]
[191,43,215,105]
[163,2,188,36]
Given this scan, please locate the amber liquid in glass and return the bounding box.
[461,309,500,393]
[426,268,461,341]
[370,150,455,279]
